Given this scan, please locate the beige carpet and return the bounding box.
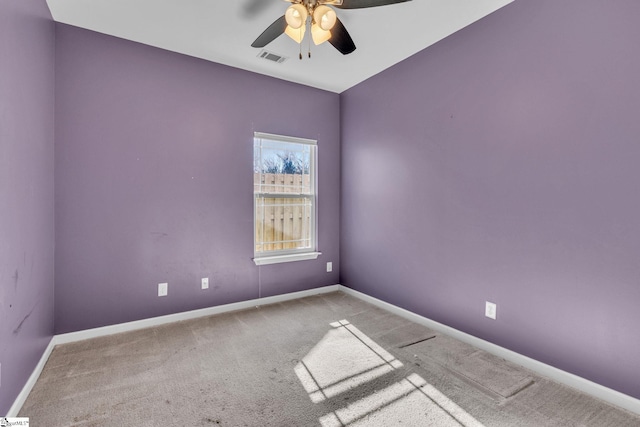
[19,291,640,426]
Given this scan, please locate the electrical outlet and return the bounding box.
[326,262,333,273]
[201,277,209,290]
[158,282,168,297]
[485,301,497,320]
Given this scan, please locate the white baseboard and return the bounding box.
[10,284,640,417]
[338,285,640,416]
[54,285,342,345]
[7,339,56,417]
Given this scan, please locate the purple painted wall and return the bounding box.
[0,0,55,414]
[54,24,340,333]
[340,0,640,399]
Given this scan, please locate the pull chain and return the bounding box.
[299,24,303,60]
[297,17,312,60]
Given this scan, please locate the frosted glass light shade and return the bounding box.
[311,23,331,45]
[285,24,306,43]
[313,5,337,31]
[285,4,308,29]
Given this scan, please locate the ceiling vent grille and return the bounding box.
[258,50,287,64]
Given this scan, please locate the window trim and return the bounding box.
[254,132,316,146]
[253,251,322,266]
[252,132,319,265]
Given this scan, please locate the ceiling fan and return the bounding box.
[251,0,412,57]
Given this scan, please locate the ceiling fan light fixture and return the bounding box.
[311,23,331,45]
[285,4,308,29]
[285,24,306,43]
[313,5,337,31]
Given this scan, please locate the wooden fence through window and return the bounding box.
[254,173,312,252]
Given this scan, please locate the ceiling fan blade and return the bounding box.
[334,0,411,9]
[251,15,287,48]
[329,18,356,55]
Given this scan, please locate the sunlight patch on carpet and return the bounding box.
[320,373,484,427]
[296,320,484,426]
[295,320,402,403]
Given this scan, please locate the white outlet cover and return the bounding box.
[158,282,168,297]
[485,301,497,320]
[327,262,333,273]
[201,277,209,289]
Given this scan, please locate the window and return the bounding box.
[253,132,320,265]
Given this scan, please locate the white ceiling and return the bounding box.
[46,0,513,93]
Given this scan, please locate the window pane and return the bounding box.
[254,139,311,195]
[255,196,312,253]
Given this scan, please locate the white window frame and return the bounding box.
[253,132,321,265]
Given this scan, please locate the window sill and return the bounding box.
[253,252,322,266]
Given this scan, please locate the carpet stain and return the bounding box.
[73,414,91,423]
[398,335,436,348]
[204,418,221,424]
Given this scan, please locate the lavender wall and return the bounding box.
[0,0,55,414]
[54,25,340,333]
[341,0,640,399]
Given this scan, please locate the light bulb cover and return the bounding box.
[313,5,337,31]
[285,24,305,43]
[311,23,331,45]
[285,4,308,29]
